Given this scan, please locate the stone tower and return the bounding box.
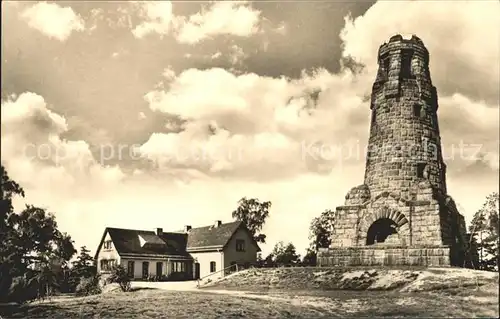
[317,35,467,267]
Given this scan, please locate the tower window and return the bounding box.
[371,109,376,124]
[400,49,414,79]
[413,104,421,117]
[417,163,426,178]
[382,54,390,77]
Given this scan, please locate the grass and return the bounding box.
[1,283,498,319]
[1,267,498,318]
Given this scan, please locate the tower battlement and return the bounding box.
[378,34,429,58]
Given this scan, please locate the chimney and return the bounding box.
[184,225,192,232]
[214,220,222,228]
[156,228,163,236]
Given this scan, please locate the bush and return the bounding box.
[8,276,38,304]
[107,265,131,292]
[75,275,102,296]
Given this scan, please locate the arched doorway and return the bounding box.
[366,218,399,245]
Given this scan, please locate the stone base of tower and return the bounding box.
[318,182,469,268]
[317,246,455,267]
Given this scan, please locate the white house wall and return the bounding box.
[120,258,167,279]
[189,251,223,280]
[96,232,120,273]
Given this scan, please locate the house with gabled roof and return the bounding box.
[95,220,261,281]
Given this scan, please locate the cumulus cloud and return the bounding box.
[128,1,262,43]
[1,93,124,195]
[131,1,176,39]
[175,1,261,44]
[138,0,499,188]
[20,2,85,41]
[340,0,500,104]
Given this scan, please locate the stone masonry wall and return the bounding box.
[318,246,451,267]
[364,35,447,200]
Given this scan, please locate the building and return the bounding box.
[317,34,467,267]
[94,220,261,281]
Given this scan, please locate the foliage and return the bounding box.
[309,209,336,251]
[75,275,102,296]
[301,248,317,266]
[7,274,38,304]
[28,265,59,300]
[107,265,131,292]
[232,197,271,243]
[0,165,77,302]
[257,253,276,268]
[469,192,499,271]
[68,246,97,291]
[271,241,301,267]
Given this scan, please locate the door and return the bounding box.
[194,262,200,280]
[156,262,163,279]
[142,262,149,279]
[127,261,135,278]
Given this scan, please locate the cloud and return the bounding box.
[1,92,124,196]
[174,1,261,44]
[340,0,500,104]
[20,2,85,41]
[131,1,176,39]
[137,0,498,207]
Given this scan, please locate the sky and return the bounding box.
[1,0,499,257]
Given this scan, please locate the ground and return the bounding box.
[1,267,498,318]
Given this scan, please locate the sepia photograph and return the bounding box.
[1,0,499,318]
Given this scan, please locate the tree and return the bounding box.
[271,241,301,267]
[302,248,317,266]
[469,192,499,271]
[28,265,59,300]
[0,165,77,301]
[309,209,336,251]
[107,265,131,292]
[68,246,96,291]
[232,197,271,243]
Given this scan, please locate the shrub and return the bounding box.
[107,265,131,292]
[75,275,102,296]
[8,276,38,304]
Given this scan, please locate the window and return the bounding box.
[127,261,135,278]
[413,104,421,117]
[210,261,216,273]
[142,261,149,278]
[100,259,116,272]
[400,49,414,79]
[173,261,186,273]
[371,109,376,125]
[103,240,113,250]
[236,239,246,252]
[381,53,390,77]
[417,163,426,178]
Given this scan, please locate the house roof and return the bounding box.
[97,220,260,259]
[185,221,243,249]
[98,228,191,259]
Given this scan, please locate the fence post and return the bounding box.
[236,264,239,272]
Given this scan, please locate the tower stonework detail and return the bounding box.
[317,35,467,267]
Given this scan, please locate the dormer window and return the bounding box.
[103,240,113,250]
